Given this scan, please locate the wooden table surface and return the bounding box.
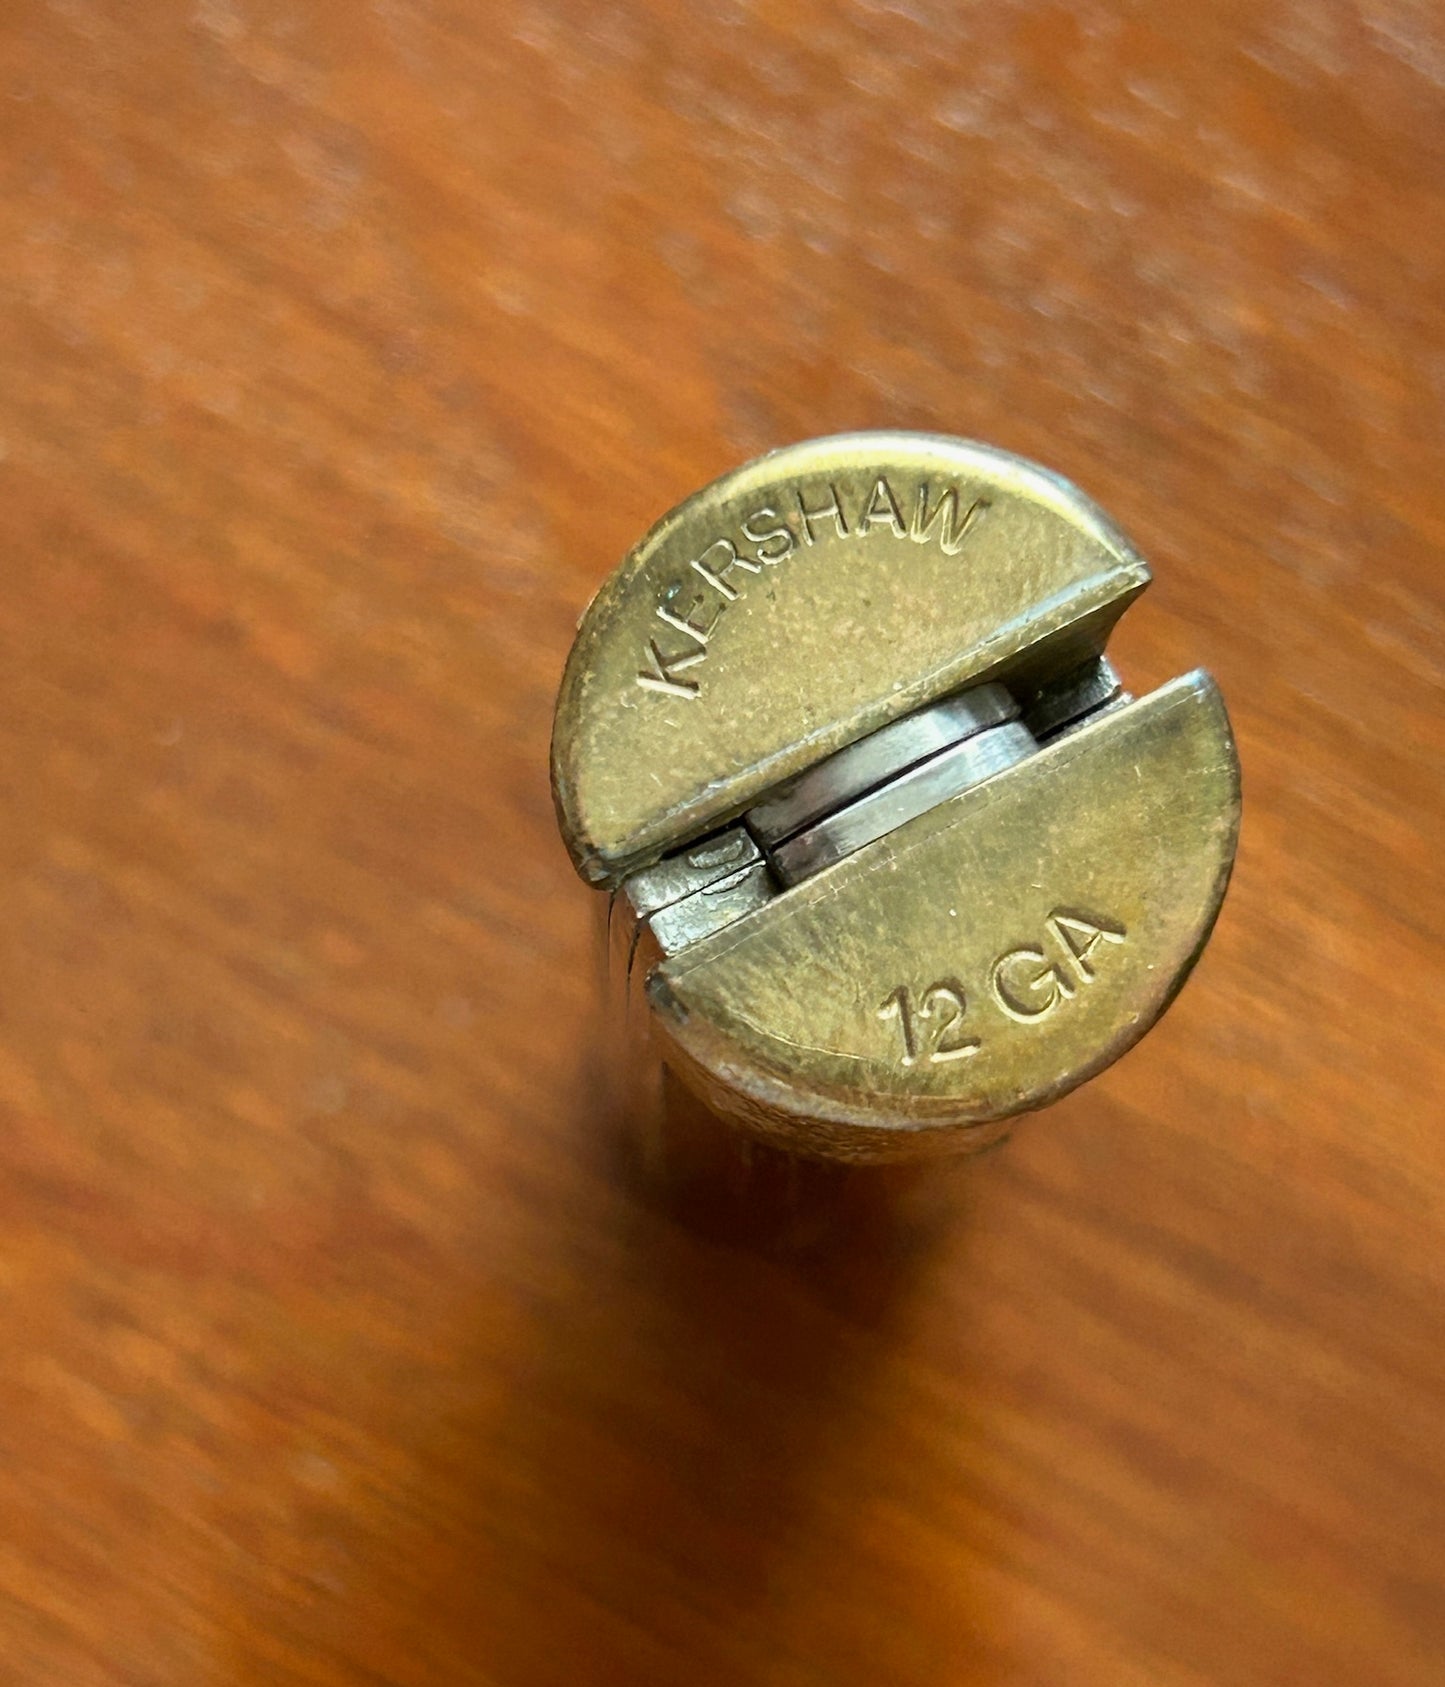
[2,2,1443,1683]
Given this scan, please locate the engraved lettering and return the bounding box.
[921,981,981,1061]
[877,985,920,1066]
[636,477,993,699]
[912,484,989,555]
[657,581,722,648]
[741,507,797,564]
[989,909,1127,1021]
[1049,910,1127,982]
[878,980,980,1065]
[990,947,1074,1022]
[637,637,704,699]
[690,538,761,603]
[796,482,849,544]
[858,476,907,538]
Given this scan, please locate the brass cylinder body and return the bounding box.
[553,434,1239,1164]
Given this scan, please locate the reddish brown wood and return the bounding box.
[0,2,1442,1682]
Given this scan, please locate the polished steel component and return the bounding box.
[553,433,1240,1161]
[623,826,763,917]
[622,826,777,957]
[648,860,775,957]
[770,714,1037,887]
[748,683,1018,848]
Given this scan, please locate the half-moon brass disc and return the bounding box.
[553,433,1149,888]
[645,674,1239,1159]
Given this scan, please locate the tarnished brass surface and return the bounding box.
[554,433,1240,1159]
[646,676,1238,1160]
[553,433,1148,888]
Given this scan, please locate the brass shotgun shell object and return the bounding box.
[551,434,1240,1161]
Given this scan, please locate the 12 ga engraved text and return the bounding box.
[990,911,1127,1021]
[879,910,1127,1065]
[637,478,991,698]
[876,980,981,1067]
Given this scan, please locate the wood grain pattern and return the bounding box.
[1,2,1442,1682]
